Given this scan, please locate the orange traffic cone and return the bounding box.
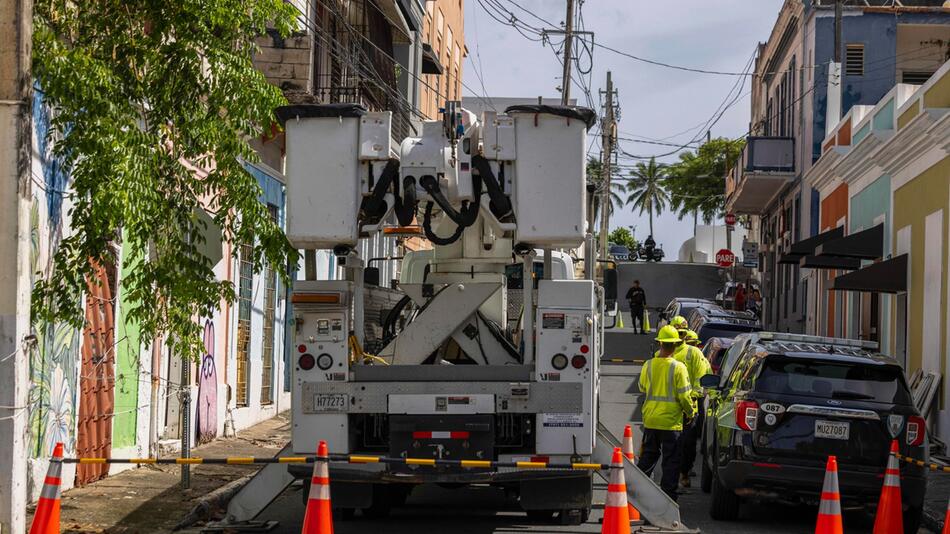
[29,442,64,534]
[601,447,631,534]
[873,440,903,534]
[815,455,843,534]
[301,441,334,534]
[941,496,950,534]
[620,425,642,522]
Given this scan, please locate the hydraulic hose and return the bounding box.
[423,201,465,246]
[471,155,512,218]
[394,176,417,227]
[360,158,400,219]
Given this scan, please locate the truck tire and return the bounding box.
[700,452,712,494]
[709,471,740,521]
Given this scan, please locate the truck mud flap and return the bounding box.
[594,422,694,532]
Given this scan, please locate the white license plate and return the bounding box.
[815,420,850,440]
[313,393,348,412]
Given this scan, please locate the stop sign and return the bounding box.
[716,249,736,267]
[725,213,736,226]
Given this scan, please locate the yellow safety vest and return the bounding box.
[674,344,712,401]
[638,356,695,431]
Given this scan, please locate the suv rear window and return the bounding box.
[755,357,913,405]
[699,323,760,340]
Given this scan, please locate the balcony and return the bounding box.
[725,136,796,215]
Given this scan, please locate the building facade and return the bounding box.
[421,0,466,118]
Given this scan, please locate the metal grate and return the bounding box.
[261,207,278,405]
[902,71,935,85]
[845,44,865,76]
[236,241,254,408]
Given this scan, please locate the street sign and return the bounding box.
[716,248,736,267]
[742,240,759,268]
[725,213,736,230]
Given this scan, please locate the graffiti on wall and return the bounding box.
[196,320,218,443]
[28,87,81,459]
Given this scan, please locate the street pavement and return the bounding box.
[247,362,905,533]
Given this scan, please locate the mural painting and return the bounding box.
[196,320,218,443]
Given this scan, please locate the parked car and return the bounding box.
[700,332,926,529]
[608,243,631,261]
[701,337,734,374]
[658,298,720,328]
[686,307,761,345]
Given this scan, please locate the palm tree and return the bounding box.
[587,157,626,229]
[625,157,670,236]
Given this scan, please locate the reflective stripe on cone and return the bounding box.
[29,443,64,534]
[620,426,641,522]
[301,441,334,534]
[815,455,843,534]
[873,440,903,534]
[601,447,631,534]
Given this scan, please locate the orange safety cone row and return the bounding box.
[301,441,334,534]
[873,440,904,534]
[29,442,64,534]
[620,425,642,522]
[815,455,844,534]
[601,447,632,534]
[941,496,950,534]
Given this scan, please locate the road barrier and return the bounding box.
[62,454,611,471]
[892,450,950,473]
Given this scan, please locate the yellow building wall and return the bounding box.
[421,0,465,119]
[892,156,950,374]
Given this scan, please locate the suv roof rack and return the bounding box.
[756,332,879,351]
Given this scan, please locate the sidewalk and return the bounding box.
[29,412,290,534]
[924,470,949,533]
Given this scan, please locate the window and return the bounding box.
[845,44,865,76]
[902,71,935,85]
[236,239,254,407]
[261,205,278,405]
[756,358,912,405]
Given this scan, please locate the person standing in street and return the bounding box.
[625,280,647,334]
[638,325,695,501]
[734,283,747,311]
[678,329,712,488]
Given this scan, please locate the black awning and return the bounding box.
[815,223,884,259]
[777,226,844,264]
[422,43,443,75]
[799,255,861,270]
[829,255,907,294]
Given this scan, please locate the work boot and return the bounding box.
[679,473,691,488]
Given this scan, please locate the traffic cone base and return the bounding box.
[29,443,64,534]
[815,455,843,534]
[301,441,334,534]
[941,496,950,534]
[620,425,642,523]
[601,447,631,534]
[872,440,903,534]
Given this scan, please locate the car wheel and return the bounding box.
[903,505,922,534]
[709,470,740,521]
[700,451,713,494]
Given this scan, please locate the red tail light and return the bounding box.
[906,416,925,446]
[736,400,759,431]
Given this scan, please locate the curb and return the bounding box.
[923,506,943,534]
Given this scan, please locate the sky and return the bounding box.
[462,0,785,255]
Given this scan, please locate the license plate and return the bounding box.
[815,420,849,440]
[313,393,348,412]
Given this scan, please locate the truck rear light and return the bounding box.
[551,354,568,370]
[297,344,307,353]
[736,400,759,431]
[298,353,315,370]
[579,344,589,354]
[316,353,334,370]
[571,355,587,369]
[907,416,925,446]
[530,456,549,464]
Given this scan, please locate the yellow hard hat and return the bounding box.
[655,325,681,343]
[670,315,689,329]
[685,330,700,345]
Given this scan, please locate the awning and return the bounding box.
[799,255,860,270]
[828,254,907,294]
[778,226,844,264]
[815,223,884,259]
[422,43,444,75]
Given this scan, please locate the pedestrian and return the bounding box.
[678,329,712,488]
[625,280,647,334]
[638,325,695,501]
[734,283,747,311]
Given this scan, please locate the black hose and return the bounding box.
[420,175,465,225]
[471,155,512,218]
[360,158,400,218]
[423,201,465,246]
[394,176,417,227]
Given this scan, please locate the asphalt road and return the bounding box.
[245,362,916,533]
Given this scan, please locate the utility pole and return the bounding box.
[599,71,616,264]
[0,0,34,531]
[560,0,575,105]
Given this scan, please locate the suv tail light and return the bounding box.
[736,400,759,431]
[906,416,925,446]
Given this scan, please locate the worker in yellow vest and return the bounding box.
[677,329,712,488]
[637,325,695,500]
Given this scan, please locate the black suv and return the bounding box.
[686,307,761,345]
[700,332,926,528]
